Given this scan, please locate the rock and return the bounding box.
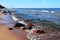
[0,5,5,9]
[14,23,25,28]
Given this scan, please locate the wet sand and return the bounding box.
[0,25,28,40]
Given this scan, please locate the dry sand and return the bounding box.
[0,25,28,40]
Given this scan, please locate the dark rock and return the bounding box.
[9,28,13,30]
[14,23,25,28]
[28,27,32,30]
[21,27,27,30]
[37,30,46,34]
[0,5,5,9]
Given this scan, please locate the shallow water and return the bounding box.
[10,8,60,31]
[10,8,60,25]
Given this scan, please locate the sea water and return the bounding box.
[10,8,60,25]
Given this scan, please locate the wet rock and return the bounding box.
[14,23,25,28]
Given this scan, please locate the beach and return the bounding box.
[0,8,60,40]
[0,24,28,40]
[0,8,28,40]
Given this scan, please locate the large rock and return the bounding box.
[0,5,5,9]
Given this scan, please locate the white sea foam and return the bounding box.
[12,15,19,21]
[50,11,55,13]
[41,10,49,13]
[12,14,27,25]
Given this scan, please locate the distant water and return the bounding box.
[10,8,60,25]
[11,8,60,12]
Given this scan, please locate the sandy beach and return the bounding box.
[0,8,28,40]
[0,24,28,40]
[0,6,60,40]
